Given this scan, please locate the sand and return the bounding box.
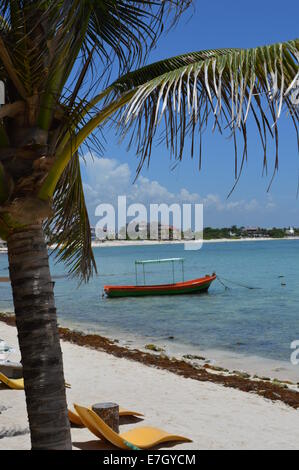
[91,237,299,248]
[1,322,299,450]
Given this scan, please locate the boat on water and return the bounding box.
[104,258,216,298]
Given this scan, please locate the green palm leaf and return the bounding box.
[44,39,298,201]
[44,153,96,282]
[109,40,299,180]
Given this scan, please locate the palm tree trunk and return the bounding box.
[7,224,72,450]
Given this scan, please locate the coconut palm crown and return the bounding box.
[0,0,192,450]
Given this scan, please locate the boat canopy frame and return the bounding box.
[135,258,185,285]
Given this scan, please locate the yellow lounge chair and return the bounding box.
[68,406,143,427]
[0,372,71,390]
[74,404,192,450]
[0,372,24,390]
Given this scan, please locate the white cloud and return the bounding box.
[265,194,276,211]
[82,155,201,210]
[200,194,262,213]
[83,156,131,206]
[81,155,277,224]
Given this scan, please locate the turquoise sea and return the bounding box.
[0,239,299,368]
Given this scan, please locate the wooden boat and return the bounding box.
[104,273,216,298]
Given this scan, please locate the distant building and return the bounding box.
[93,225,112,241]
[117,221,183,241]
[285,226,295,236]
[0,238,7,252]
[241,227,268,238]
[90,227,96,241]
[160,224,181,240]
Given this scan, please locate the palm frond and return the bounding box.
[47,0,192,140]
[0,36,27,97]
[38,90,135,200]
[0,1,191,122]
[109,39,299,180]
[44,152,96,282]
[85,0,192,77]
[42,39,299,201]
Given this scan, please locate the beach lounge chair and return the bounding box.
[74,404,192,450]
[68,406,143,427]
[0,372,24,390]
[0,372,71,390]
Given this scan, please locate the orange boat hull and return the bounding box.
[104,274,216,298]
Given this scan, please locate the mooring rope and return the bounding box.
[216,275,231,290]
[216,275,262,290]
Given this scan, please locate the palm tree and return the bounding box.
[0,0,298,450]
[0,0,191,450]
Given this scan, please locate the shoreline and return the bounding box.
[1,312,298,410]
[57,317,299,383]
[91,237,299,248]
[0,237,298,254]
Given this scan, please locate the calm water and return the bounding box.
[0,240,299,363]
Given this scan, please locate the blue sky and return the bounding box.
[81,0,299,228]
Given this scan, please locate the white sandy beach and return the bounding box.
[0,237,298,255]
[1,323,299,450]
[91,237,299,248]
[57,318,299,383]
